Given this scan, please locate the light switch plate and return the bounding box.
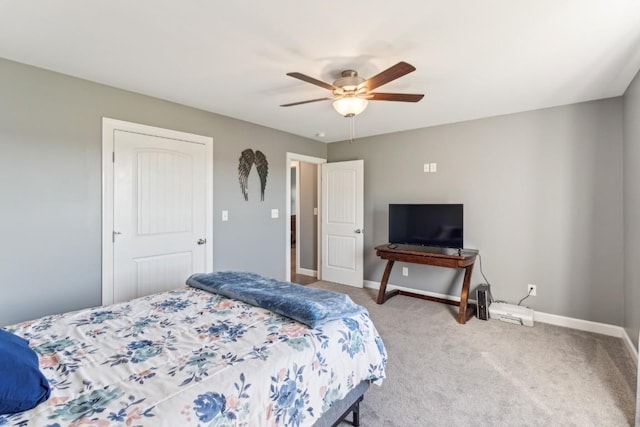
[222,210,228,221]
[271,209,279,219]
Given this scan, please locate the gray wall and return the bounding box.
[0,58,327,326]
[0,55,633,334]
[623,68,640,349]
[328,99,624,326]
[298,162,318,271]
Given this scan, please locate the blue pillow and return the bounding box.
[0,329,51,415]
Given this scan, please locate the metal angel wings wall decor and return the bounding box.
[238,148,269,201]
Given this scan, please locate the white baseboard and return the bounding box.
[364,280,638,365]
[297,268,317,277]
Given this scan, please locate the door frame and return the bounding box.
[290,160,301,275]
[285,152,326,282]
[101,118,214,306]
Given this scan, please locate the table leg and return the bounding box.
[457,264,474,324]
[376,260,395,304]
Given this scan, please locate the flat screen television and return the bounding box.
[388,204,463,249]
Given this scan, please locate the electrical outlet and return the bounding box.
[402,267,408,276]
[527,284,537,296]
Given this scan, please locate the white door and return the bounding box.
[102,119,213,305]
[321,160,364,287]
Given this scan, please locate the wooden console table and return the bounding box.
[375,244,477,324]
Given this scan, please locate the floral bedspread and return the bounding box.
[0,287,387,427]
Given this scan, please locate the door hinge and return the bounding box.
[112,152,115,163]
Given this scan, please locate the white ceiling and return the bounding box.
[2,1,640,143]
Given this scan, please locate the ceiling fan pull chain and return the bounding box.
[349,115,355,144]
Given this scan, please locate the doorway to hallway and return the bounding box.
[289,159,319,285]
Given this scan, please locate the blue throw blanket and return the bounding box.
[186,271,367,328]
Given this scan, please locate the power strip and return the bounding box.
[489,302,534,327]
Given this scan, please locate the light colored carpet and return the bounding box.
[311,281,638,426]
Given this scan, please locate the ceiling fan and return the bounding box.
[281,61,424,118]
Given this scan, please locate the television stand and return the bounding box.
[374,244,477,324]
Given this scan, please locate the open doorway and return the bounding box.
[285,153,325,284]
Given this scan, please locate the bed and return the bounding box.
[0,272,387,427]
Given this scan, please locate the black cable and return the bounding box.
[517,288,533,306]
[477,253,491,285]
[479,252,533,307]
[477,253,507,304]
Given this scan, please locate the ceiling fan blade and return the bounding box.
[286,72,337,91]
[363,62,417,91]
[280,97,333,107]
[369,92,424,102]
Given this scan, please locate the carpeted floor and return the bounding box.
[311,281,638,426]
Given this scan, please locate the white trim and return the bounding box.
[364,280,639,365]
[285,153,326,282]
[294,162,301,275]
[316,164,322,280]
[102,122,115,306]
[101,118,213,306]
[534,311,623,338]
[289,153,328,164]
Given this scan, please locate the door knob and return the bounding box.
[197,238,207,245]
[354,229,362,234]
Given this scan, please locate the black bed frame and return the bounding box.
[313,380,369,427]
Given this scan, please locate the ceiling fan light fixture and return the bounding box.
[333,96,368,117]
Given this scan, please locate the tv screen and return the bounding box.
[389,204,463,248]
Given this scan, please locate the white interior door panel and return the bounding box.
[321,160,364,287]
[102,119,213,306]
